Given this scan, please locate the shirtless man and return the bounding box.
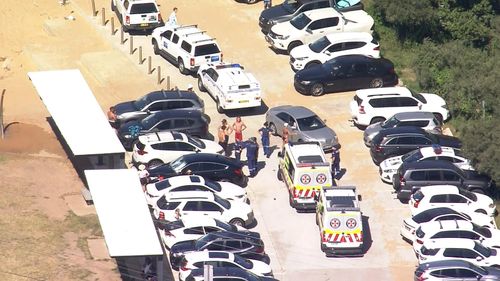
[232,116,247,142]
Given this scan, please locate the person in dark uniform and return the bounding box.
[234,140,243,162]
[245,137,258,177]
[258,122,271,158]
[331,144,341,178]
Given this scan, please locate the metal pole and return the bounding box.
[157,66,161,84]
[167,76,170,89]
[91,0,96,16]
[129,36,133,55]
[148,56,152,74]
[0,89,5,139]
[139,46,143,64]
[111,17,115,35]
[101,8,106,26]
[203,264,213,281]
[120,28,124,44]
[482,100,485,119]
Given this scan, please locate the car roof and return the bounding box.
[178,216,218,228]
[138,131,187,144]
[418,185,460,195]
[418,259,481,270]
[402,159,459,171]
[160,175,206,186]
[189,266,258,279]
[377,126,427,137]
[270,105,316,119]
[355,87,412,99]
[422,238,476,249]
[164,190,215,201]
[420,146,459,157]
[419,219,474,233]
[203,230,261,241]
[392,111,435,120]
[184,250,233,261]
[172,26,215,43]
[149,109,203,119]
[179,153,242,166]
[145,90,200,101]
[327,54,389,65]
[324,32,374,43]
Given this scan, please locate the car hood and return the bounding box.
[436,134,462,148]
[201,140,224,153]
[289,44,311,58]
[421,93,446,107]
[363,122,383,139]
[295,64,330,82]
[270,21,294,37]
[220,184,247,201]
[229,200,253,215]
[260,5,290,22]
[147,163,177,179]
[380,155,403,170]
[170,240,196,255]
[114,101,138,115]
[301,126,337,142]
[118,120,142,134]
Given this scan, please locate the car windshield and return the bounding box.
[133,95,150,110]
[283,0,300,13]
[140,114,157,130]
[213,194,231,209]
[290,13,311,30]
[214,219,237,232]
[409,88,427,104]
[187,135,206,149]
[204,179,222,192]
[169,157,187,172]
[297,115,326,131]
[472,223,492,238]
[233,255,253,269]
[458,189,477,202]
[413,208,463,223]
[381,116,400,128]
[309,36,331,53]
[401,150,423,162]
[474,242,492,258]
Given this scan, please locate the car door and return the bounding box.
[151,142,179,163]
[447,194,469,209]
[181,163,203,175]
[412,136,433,150]
[174,141,198,159]
[160,30,173,55]
[153,119,174,132]
[201,162,228,181]
[222,240,243,254]
[202,68,219,96]
[172,119,191,134]
[323,42,343,61]
[428,194,448,209]
[340,62,370,91]
[181,201,203,216]
[306,17,340,43]
[388,136,415,157]
[442,170,463,187]
[200,201,223,218]
[397,97,421,113]
[424,170,443,186]
[287,116,301,142]
[145,101,169,115]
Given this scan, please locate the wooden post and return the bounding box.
[111,17,115,35]
[0,89,5,139]
[167,76,170,89]
[129,36,133,54]
[91,0,96,16]
[101,8,106,26]
[157,66,161,84]
[120,28,124,44]
[139,46,143,64]
[148,56,152,74]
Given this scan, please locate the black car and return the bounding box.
[169,231,269,270]
[186,266,279,281]
[108,89,204,127]
[294,55,398,96]
[259,0,363,34]
[394,160,493,201]
[117,110,209,150]
[369,126,461,165]
[147,153,248,186]
[415,260,500,281]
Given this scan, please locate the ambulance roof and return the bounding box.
[288,142,328,165]
[322,186,360,212]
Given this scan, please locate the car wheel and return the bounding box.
[229,218,245,227]
[369,78,383,88]
[287,41,302,54]
[277,169,283,181]
[305,61,320,69]
[152,40,159,55]
[178,59,189,75]
[269,123,278,136]
[216,98,224,113]
[197,76,206,92]
[148,159,163,168]
[433,113,443,124]
[470,188,485,195]
[370,117,385,125]
[311,83,325,97]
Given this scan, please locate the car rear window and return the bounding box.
[194,43,220,57]
[130,3,157,14]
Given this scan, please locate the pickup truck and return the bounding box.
[111,0,163,32]
[265,7,374,53]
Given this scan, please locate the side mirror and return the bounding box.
[476,256,483,262]
[196,149,201,153]
[306,28,313,34]
[324,50,331,56]
[358,195,362,201]
[146,110,151,114]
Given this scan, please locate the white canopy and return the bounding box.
[85,169,163,257]
[28,69,125,156]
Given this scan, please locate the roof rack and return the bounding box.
[185,30,206,36]
[174,24,198,31]
[193,38,216,44]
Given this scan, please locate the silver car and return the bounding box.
[415,259,500,281]
[265,105,338,151]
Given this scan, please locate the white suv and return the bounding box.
[349,87,450,127]
[152,25,222,74]
[289,32,380,71]
[152,191,255,227]
[132,131,223,167]
[266,8,374,53]
[111,0,163,32]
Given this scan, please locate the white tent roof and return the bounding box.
[28,69,125,156]
[85,169,163,257]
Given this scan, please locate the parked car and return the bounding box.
[294,55,398,96]
[265,105,338,151]
[259,0,363,34]
[394,160,493,202]
[400,207,497,244]
[117,110,209,150]
[379,145,472,184]
[363,111,442,147]
[349,86,450,127]
[184,264,279,281]
[158,217,258,249]
[415,260,500,281]
[369,127,461,165]
[111,0,163,33]
[152,191,254,227]
[169,231,269,270]
[416,239,500,267]
[289,32,379,71]
[409,185,496,217]
[412,220,500,252]
[132,131,223,167]
[179,251,273,280]
[107,90,204,127]
[147,153,247,186]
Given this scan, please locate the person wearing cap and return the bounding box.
[187,84,194,92]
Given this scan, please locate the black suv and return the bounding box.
[369,126,461,165]
[117,110,209,150]
[294,55,398,96]
[259,0,364,34]
[186,267,278,281]
[108,90,204,127]
[147,153,248,186]
[169,231,269,270]
[394,160,493,201]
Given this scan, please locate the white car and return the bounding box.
[266,7,374,53]
[152,191,254,227]
[111,0,163,32]
[410,185,496,217]
[132,131,223,167]
[379,146,473,183]
[349,87,450,127]
[289,32,379,71]
[144,175,247,206]
[179,251,273,280]
[400,207,497,243]
[412,220,500,253]
[417,239,500,267]
[197,63,262,113]
[159,217,256,249]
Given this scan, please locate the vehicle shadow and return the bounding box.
[267,46,288,56]
[245,218,259,229]
[223,100,269,118]
[362,215,373,255]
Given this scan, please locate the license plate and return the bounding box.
[140,23,149,27]
[239,100,249,103]
[211,55,219,62]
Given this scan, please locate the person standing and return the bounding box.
[232,116,247,142]
[187,84,194,92]
[168,7,178,26]
[263,0,271,9]
[281,123,289,150]
[234,140,243,162]
[245,137,258,177]
[258,122,271,158]
[331,145,341,178]
[218,119,231,155]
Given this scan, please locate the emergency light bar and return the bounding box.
[216,63,242,69]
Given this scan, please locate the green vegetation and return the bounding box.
[368,0,500,186]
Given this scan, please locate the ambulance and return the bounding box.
[316,186,364,257]
[277,142,332,211]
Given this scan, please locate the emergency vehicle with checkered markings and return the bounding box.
[277,141,332,211]
[316,186,364,256]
